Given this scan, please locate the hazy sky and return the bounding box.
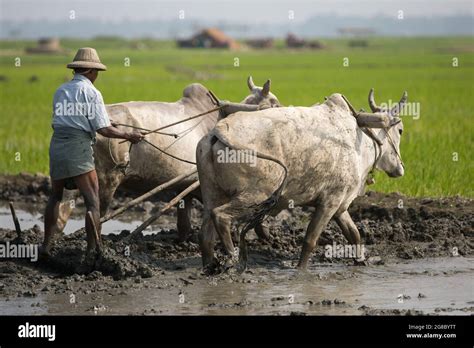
[1,0,473,23]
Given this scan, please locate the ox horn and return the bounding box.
[390,91,408,117]
[343,91,407,128]
[368,88,382,112]
[369,88,408,117]
[247,76,256,91]
[262,79,271,97]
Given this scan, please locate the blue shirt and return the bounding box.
[52,74,111,135]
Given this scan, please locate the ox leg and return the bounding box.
[99,186,115,219]
[297,203,340,270]
[177,195,193,242]
[254,223,270,241]
[335,211,366,264]
[199,212,217,267]
[211,203,238,263]
[196,134,235,269]
[334,211,361,245]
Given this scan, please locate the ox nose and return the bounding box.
[391,165,405,177]
[398,165,405,176]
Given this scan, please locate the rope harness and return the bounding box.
[108,138,132,174]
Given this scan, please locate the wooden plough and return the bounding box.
[9,201,22,239]
[124,180,200,241]
[70,169,199,241]
[100,169,197,224]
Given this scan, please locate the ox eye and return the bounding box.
[399,129,403,135]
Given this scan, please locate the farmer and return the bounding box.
[41,47,144,256]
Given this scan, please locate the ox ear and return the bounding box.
[247,76,255,91]
[262,79,271,97]
[356,112,390,128]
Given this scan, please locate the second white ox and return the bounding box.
[196,89,407,270]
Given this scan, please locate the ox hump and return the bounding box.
[182,83,209,100]
[325,93,351,113]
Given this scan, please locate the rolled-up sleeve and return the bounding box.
[88,90,111,131]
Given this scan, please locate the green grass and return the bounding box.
[0,37,473,197]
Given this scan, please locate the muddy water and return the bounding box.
[1,257,472,315]
[0,201,177,235]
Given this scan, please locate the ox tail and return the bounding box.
[212,135,288,235]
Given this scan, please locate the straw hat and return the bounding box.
[66,47,107,71]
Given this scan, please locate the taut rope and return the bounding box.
[109,101,224,168]
[118,105,224,144]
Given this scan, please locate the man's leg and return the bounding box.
[73,170,101,254]
[42,178,66,254]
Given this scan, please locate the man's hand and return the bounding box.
[127,131,146,144]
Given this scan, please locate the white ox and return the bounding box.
[196,89,407,271]
[53,77,280,241]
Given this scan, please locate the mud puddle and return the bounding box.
[1,256,472,315]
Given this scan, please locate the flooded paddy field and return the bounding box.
[0,173,472,315]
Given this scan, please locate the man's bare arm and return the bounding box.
[97,125,145,144]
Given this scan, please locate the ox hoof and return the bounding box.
[222,255,238,272]
[202,257,221,276]
[203,249,241,275]
[235,260,247,274]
